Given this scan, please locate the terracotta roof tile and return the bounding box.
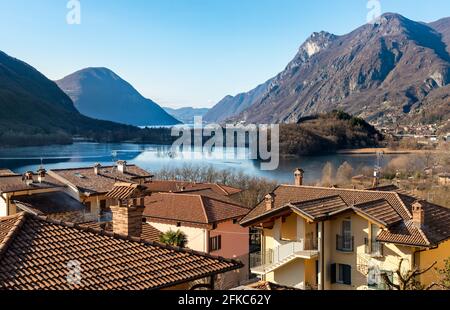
[0,174,64,193]
[143,193,250,227]
[291,195,349,220]
[79,222,162,243]
[241,185,411,225]
[0,213,242,290]
[242,184,450,248]
[354,199,403,226]
[48,165,152,195]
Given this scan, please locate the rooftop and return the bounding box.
[143,192,250,228]
[79,221,163,243]
[12,191,87,218]
[0,213,242,290]
[48,164,152,195]
[0,173,64,194]
[241,184,450,248]
[145,180,242,196]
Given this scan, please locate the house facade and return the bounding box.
[241,169,450,290]
[143,192,251,289]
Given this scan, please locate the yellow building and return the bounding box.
[241,169,450,290]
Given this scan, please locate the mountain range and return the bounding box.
[0,51,169,146]
[164,107,209,124]
[206,13,450,128]
[56,68,180,126]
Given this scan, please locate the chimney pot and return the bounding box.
[265,193,275,211]
[37,168,46,183]
[412,201,425,228]
[94,163,101,175]
[117,160,127,174]
[24,171,34,186]
[294,168,304,186]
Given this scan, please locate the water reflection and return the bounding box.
[0,143,403,184]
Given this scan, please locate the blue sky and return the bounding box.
[0,0,449,108]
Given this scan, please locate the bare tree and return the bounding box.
[381,258,438,290]
[336,161,354,185]
[321,162,335,187]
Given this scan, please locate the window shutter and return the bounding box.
[343,265,352,285]
[331,264,336,284]
[218,235,222,250]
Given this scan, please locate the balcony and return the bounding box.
[364,238,384,257]
[250,238,319,275]
[336,234,354,252]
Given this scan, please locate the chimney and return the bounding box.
[23,171,34,186]
[37,168,46,183]
[294,168,304,186]
[265,193,275,211]
[117,160,127,174]
[108,183,147,238]
[372,170,380,188]
[412,201,425,228]
[94,163,101,175]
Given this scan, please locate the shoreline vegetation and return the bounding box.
[0,111,384,157]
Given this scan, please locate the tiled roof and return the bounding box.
[241,185,411,225]
[48,165,152,195]
[145,180,242,196]
[241,184,450,248]
[377,221,430,247]
[0,213,242,290]
[0,174,64,194]
[79,222,163,243]
[12,192,87,216]
[291,196,349,220]
[354,199,403,226]
[105,183,148,200]
[143,193,250,227]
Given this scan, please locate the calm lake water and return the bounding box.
[0,143,402,184]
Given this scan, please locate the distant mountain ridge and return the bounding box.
[207,13,450,127]
[0,51,149,146]
[164,107,209,124]
[56,68,180,126]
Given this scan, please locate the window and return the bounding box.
[331,263,351,285]
[84,201,91,213]
[209,235,222,252]
[368,267,392,290]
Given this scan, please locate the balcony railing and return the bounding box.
[364,238,384,257]
[250,238,318,270]
[336,234,354,252]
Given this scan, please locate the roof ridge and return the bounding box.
[0,212,28,260]
[198,196,210,223]
[290,194,343,205]
[279,184,404,195]
[30,213,241,266]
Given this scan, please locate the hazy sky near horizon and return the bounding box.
[0,0,449,108]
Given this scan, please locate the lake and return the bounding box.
[0,143,403,184]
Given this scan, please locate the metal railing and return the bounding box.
[336,234,354,252]
[251,238,318,268]
[364,238,384,257]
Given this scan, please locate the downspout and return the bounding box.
[319,221,325,290]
